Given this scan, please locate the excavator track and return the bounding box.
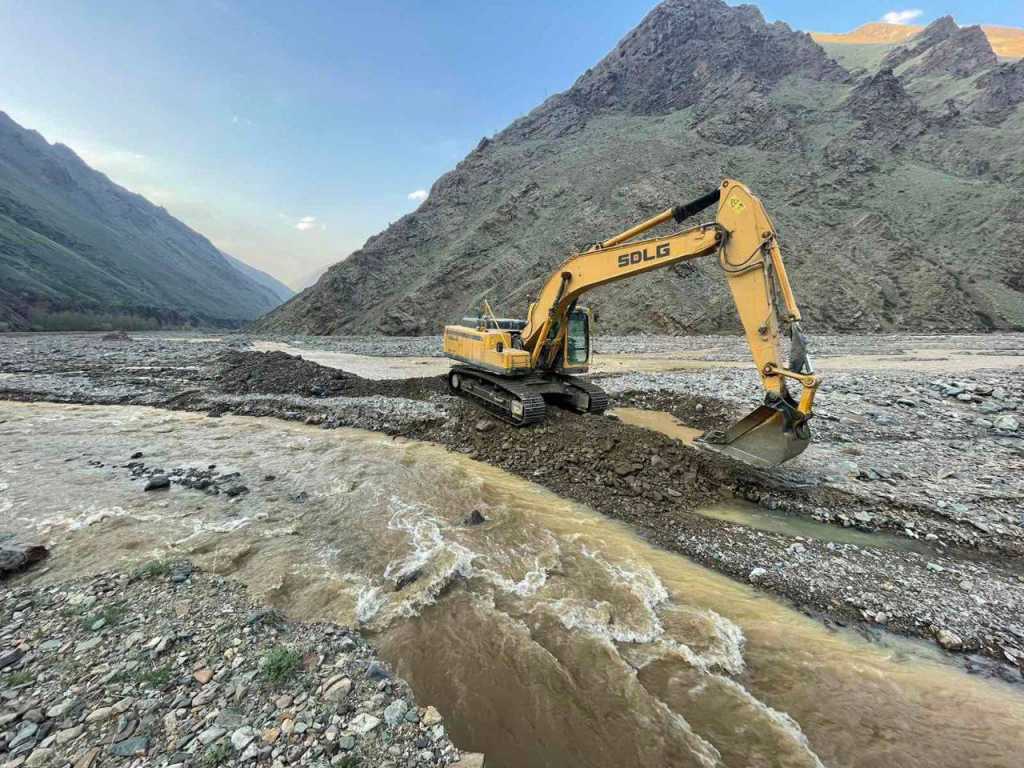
[559,377,609,414]
[447,366,547,426]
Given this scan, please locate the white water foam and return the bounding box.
[59,504,134,531]
[655,604,747,675]
[564,544,670,643]
[712,674,827,768]
[355,584,387,624]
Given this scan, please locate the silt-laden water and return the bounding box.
[2,401,1022,767]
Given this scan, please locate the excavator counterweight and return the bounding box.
[442,179,819,468]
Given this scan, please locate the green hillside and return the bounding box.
[0,111,288,330]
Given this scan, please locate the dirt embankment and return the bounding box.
[217,350,447,401]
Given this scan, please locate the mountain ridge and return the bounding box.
[812,21,1024,59]
[221,251,294,305]
[0,110,288,330]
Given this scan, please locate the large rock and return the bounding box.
[882,17,996,78]
[384,699,409,727]
[843,69,920,128]
[936,628,964,651]
[971,59,1024,123]
[348,713,381,735]
[992,414,1020,432]
[0,542,48,576]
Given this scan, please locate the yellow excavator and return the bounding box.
[442,179,819,467]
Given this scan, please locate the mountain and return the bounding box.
[292,261,336,292]
[812,23,920,46]
[220,251,294,304]
[0,111,288,331]
[253,1,1024,336]
[812,22,1024,59]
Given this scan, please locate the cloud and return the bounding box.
[295,215,318,231]
[73,144,148,175]
[881,9,923,24]
[407,189,428,203]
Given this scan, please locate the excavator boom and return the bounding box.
[442,179,819,468]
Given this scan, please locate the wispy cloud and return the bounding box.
[407,189,428,203]
[881,9,923,25]
[295,215,319,231]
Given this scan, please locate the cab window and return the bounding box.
[566,311,589,365]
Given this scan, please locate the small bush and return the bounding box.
[260,646,302,685]
[80,604,125,630]
[4,671,32,687]
[137,665,173,688]
[135,559,172,579]
[203,741,232,767]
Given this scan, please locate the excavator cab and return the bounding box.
[560,307,592,373]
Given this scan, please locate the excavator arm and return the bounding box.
[521,178,819,466]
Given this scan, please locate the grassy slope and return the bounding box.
[0,113,284,330]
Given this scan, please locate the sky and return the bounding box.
[0,1,1020,288]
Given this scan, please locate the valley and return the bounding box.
[2,330,1023,765]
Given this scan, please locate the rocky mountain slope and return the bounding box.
[0,111,289,330]
[255,0,1024,336]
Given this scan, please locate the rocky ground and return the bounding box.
[1,331,1022,681]
[0,565,481,768]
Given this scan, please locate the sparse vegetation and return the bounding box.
[260,646,302,685]
[3,671,33,687]
[28,309,163,332]
[202,741,232,767]
[248,608,285,628]
[135,559,173,579]
[137,665,173,688]
[79,604,125,630]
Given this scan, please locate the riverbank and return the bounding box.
[1,331,1022,678]
[0,566,479,768]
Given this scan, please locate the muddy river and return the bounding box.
[2,401,1022,767]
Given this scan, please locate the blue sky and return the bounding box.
[0,1,1019,287]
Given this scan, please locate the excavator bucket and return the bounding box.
[701,404,811,468]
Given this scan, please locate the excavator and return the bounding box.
[442,179,819,467]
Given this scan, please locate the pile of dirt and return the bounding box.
[216,350,446,401]
[218,350,364,398]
